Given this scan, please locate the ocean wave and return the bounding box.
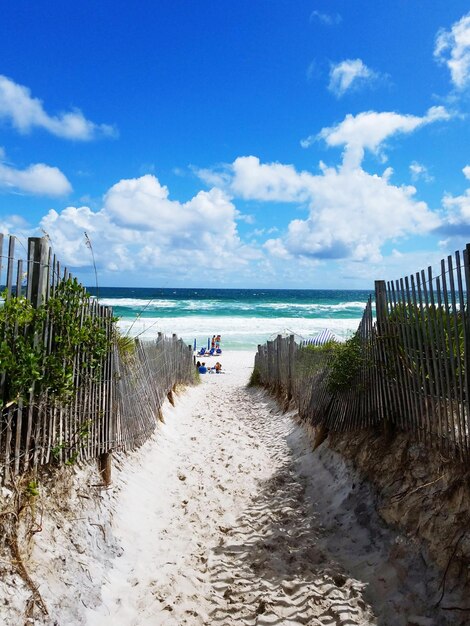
[98,298,176,309]
[264,301,367,311]
[116,315,363,349]
[99,297,368,315]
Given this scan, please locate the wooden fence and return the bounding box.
[255,245,470,461]
[0,234,194,482]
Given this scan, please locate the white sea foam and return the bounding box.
[117,315,362,349]
[98,298,175,309]
[266,301,367,311]
[100,297,369,315]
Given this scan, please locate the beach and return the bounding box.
[77,350,439,626]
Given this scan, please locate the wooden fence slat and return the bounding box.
[5,236,15,298]
[440,259,459,456]
[410,274,431,446]
[447,254,466,460]
[420,268,444,450]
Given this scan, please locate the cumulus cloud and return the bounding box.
[0,75,116,140]
[41,207,119,268]
[328,59,380,98]
[302,106,451,168]
[39,175,259,280]
[104,175,240,248]
[0,150,72,196]
[434,12,470,89]
[230,156,312,202]
[439,167,470,230]
[199,154,440,265]
[442,189,470,226]
[194,105,455,266]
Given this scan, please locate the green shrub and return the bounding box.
[295,341,339,378]
[248,367,262,387]
[327,336,364,392]
[0,279,112,409]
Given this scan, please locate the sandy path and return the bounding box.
[85,351,440,626]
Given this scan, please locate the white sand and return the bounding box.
[1,350,444,624]
[75,350,442,626]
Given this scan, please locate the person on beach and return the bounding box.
[215,334,221,348]
[196,361,201,368]
[215,361,222,373]
[198,362,207,374]
[211,335,216,349]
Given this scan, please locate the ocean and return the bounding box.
[89,287,373,350]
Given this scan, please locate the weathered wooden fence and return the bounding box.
[255,245,470,461]
[0,234,194,482]
[114,334,193,451]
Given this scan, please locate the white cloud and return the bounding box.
[440,168,470,228]
[230,156,312,202]
[203,155,440,265]
[192,165,232,188]
[0,75,116,140]
[104,175,240,248]
[434,13,470,89]
[237,213,255,224]
[442,189,470,225]
[195,105,454,268]
[39,175,260,280]
[303,106,451,168]
[310,11,341,26]
[250,227,278,238]
[41,207,120,268]
[410,161,434,183]
[0,151,72,196]
[263,238,291,259]
[0,213,30,236]
[328,59,379,98]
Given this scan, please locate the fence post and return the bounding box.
[375,280,387,328]
[287,334,295,402]
[99,451,112,486]
[463,245,470,459]
[277,335,282,394]
[375,280,392,438]
[27,237,49,307]
[267,341,273,388]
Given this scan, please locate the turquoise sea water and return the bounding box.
[89,287,373,350]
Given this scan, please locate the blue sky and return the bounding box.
[1,1,470,289]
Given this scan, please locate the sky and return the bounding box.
[1,1,470,289]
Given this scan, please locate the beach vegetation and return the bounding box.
[384,303,465,392]
[248,367,262,387]
[116,333,136,362]
[326,335,364,392]
[0,279,112,410]
[25,480,40,498]
[295,341,338,378]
